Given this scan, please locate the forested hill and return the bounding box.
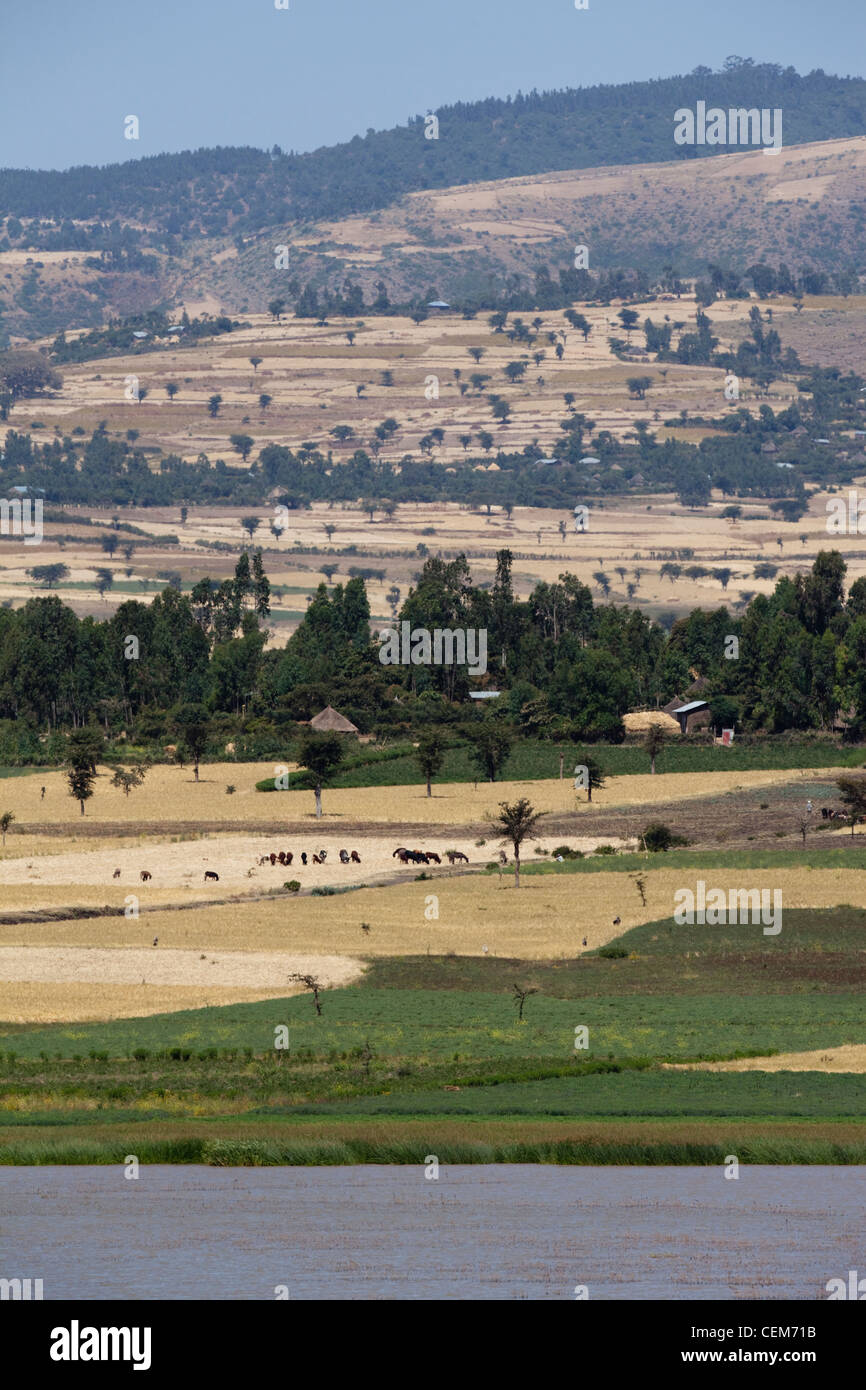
[3,61,865,236]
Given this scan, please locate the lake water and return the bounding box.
[1,1165,862,1299]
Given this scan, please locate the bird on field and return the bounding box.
[612,916,621,926]
[582,937,588,947]
[152,937,158,947]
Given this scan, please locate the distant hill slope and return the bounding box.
[3,61,866,236]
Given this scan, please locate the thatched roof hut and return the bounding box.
[309,705,359,735]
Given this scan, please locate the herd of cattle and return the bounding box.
[119,845,471,884]
[821,807,849,821]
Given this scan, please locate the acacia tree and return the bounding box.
[415,733,445,798]
[575,752,606,803]
[493,797,543,887]
[298,732,344,819]
[291,972,323,1015]
[110,764,149,798]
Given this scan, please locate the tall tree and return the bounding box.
[493,797,543,887]
[298,732,344,819]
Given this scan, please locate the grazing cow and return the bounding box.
[277,851,286,865]
[312,853,322,865]
[140,870,152,882]
[612,916,621,926]
[204,870,219,882]
[270,853,277,865]
[446,851,469,864]
[113,869,121,879]
[393,847,408,859]
[822,808,830,819]
[258,855,270,866]
[318,849,328,862]
[301,852,308,866]
[350,851,361,864]
[339,849,350,864]
[284,852,293,866]
[424,852,441,865]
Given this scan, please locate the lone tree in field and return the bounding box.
[836,776,866,838]
[176,705,211,783]
[165,381,179,402]
[493,797,543,887]
[468,724,512,783]
[512,982,538,1022]
[249,356,263,372]
[67,764,96,815]
[291,973,323,1015]
[110,764,148,798]
[207,393,222,418]
[414,733,445,798]
[298,731,344,819]
[0,811,14,845]
[574,751,606,803]
[644,724,667,775]
[241,515,261,541]
[230,434,255,462]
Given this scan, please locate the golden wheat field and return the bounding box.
[668,1046,866,1074]
[0,763,831,828]
[0,863,862,1022]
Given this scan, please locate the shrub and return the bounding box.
[551,844,584,860]
[598,945,629,959]
[640,822,690,852]
[311,886,336,896]
[593,844,617,856]
[284,880,301,893]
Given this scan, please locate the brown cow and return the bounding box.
[269,853,277,865]
[312,853,322,865]
[204,871,219,882]
[112,869,121,879]
[284,852,293,866]
[446,851,469,864]
[350,851,361,864]
[424,852,441,865]
[140,871,152,882]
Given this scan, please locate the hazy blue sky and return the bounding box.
[1,0,863,170]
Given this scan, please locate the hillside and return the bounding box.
[2,62,866,342]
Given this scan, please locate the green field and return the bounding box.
[256,739,863,791]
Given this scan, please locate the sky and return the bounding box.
[1,0,863,170]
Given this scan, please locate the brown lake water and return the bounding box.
[1,1165,863,1300]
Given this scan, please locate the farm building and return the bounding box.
[667,699,711,735]
[309,705,359,735]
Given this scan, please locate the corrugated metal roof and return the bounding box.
[672,700,709,715]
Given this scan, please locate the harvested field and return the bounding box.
[1,763,833,830]
[1,864,862,962]
[669,1045,866,1074]
[0,950,364,1023]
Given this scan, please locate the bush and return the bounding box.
[551,844,584,860]
[598,945,629,959]
[640,822,690,852]
[311,886,337,896]
[284,880,301,893]
[593,844,617,856]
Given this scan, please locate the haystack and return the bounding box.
[623,710,682,736]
